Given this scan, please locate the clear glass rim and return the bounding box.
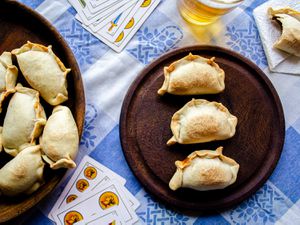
[204,0,244,4]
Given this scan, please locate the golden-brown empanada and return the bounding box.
[2,84,46,156]
[0,52,18,112]
[40,105,79,169]
[269,7,300,57]
[167,99,237,145]
[169,147,239,191]
[12,41,70,105]
[158,53,225,95]
[0,145,44,196]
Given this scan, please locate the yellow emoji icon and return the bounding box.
[99,191,119,209]
[76,179,89,192]
[109,221,116,225]
[64,211,83,225]
[84,166,97,180]
[66,194,78,203]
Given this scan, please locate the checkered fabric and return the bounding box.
[18,0,300,224]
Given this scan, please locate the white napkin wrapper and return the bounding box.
[253,0,300,75]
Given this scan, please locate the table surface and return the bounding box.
[12,0,300,224]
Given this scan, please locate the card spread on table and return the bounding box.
[49,156,140,224]
[67,0,161,52]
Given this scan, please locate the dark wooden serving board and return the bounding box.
[0,0,85,222]
[120,45,285,214]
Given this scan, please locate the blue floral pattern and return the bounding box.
[225,21,267,68]
[54,12,108,72]
[222,181,292,225]
[127,25,183,65]
[80,104,97,148]
[136,190,195,225]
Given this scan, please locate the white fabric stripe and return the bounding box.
[83,49,143,122]
[276,200,300,225]
[36,0,71,22]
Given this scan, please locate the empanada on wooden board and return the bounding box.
[158,53,225,96]
[167,99,238,145]
[2,84,46,156]
[0,52,18,112]
[40,105,79,169]
[0,145,44,196]
[12,41,70,105]
[169,147,239,191]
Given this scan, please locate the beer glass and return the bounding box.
[178,0,244,25]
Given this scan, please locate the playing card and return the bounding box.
[53,182,139,225]
[68,0,132,26]
[91,0,145,41]
[87,1,136,33]
[48,156,126,220]
[76,211,124,225]
[93,179,140,210]
[78,0,161,52]
[87,0,120,14]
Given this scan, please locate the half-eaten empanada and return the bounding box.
[268,7,300,57]
[0,145,44,196]
[40,105,79,169]
[0,52,18,112]
[12,41,70,105]
[158,53,225,95]
[169,147,239,191]
[2,84,46,156]
[167,99,237,145]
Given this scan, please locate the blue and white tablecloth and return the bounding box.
[17,0,300,224]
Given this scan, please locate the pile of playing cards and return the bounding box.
[49,156,140,225]
[68,0,161,52]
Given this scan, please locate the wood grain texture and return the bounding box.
[120,45,285,214]
[0,0,85,222]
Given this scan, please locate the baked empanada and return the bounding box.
[169,147,239,191]
[0,145,44,196]
[12,41,70,105]
[167,99,237,145]
[0,52,18,112]
[40,105,79,169]
[158,53,225,96]
[269,7,300,57]
[2,84,46,156]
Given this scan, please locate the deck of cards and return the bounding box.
[68,0,161,52]
[49,156,140,225]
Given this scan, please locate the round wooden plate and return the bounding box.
[0,0,85,222]
[120,45,285,214]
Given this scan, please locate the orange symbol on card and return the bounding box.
[84,166,97,180]
[76,179,89,192]
[109,221,116,225]
[99,191,119,209]
[125,18,134,29]
[115,32,124,43]
[141,0,151,7]
[66,194,78,203]
[64,211,83,225]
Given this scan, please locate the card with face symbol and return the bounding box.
[53,182,139,225]
[49,156,137,220]
[69,211,124,225]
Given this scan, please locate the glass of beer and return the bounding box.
[178,0,244,25]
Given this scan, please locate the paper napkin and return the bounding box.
[253,0,300,75]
